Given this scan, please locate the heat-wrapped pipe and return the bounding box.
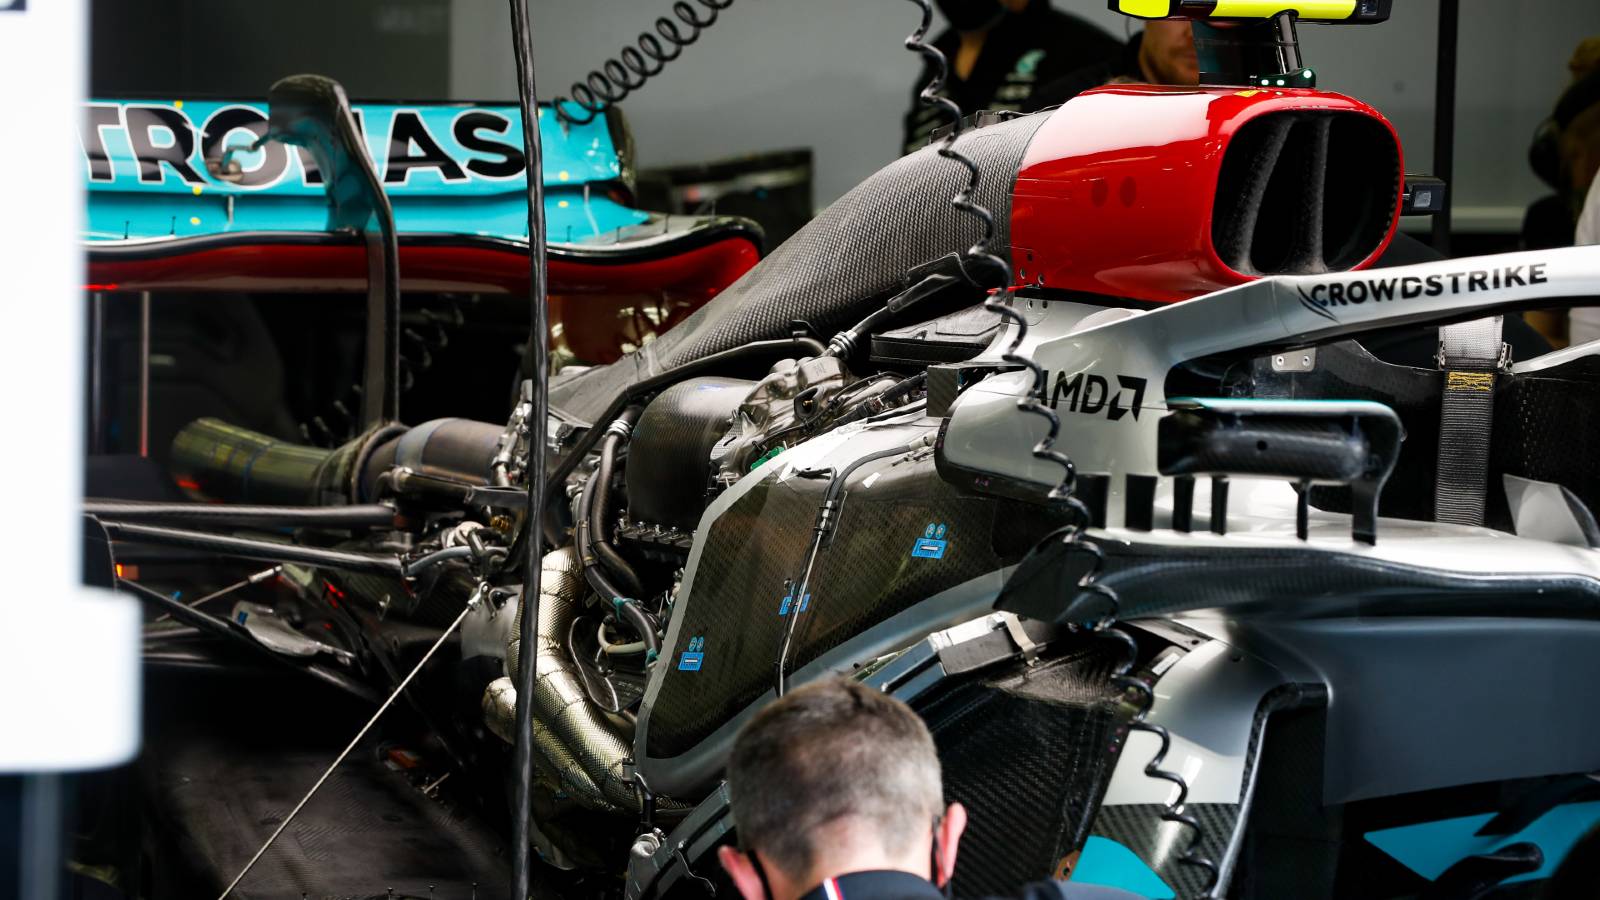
[484,546,638,813]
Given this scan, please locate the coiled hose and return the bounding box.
[551,0,734,127]
[902,1,1217,894]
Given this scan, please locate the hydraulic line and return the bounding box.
[508,0,552,894]
[773,442,917,698]
[575,474,630,603]
[614,596,662,658]
[215,601,472,899]
[84,500,397,529]
[152,565,282,623]
[401,544,477,577]
[572,476,660,655]
[902,1,1216,893]
[589,407,646,598]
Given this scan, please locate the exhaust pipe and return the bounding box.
[483,546,637,814]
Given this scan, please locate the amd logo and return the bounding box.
[1047,371,1148,421]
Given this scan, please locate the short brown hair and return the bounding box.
[725,677,944,877]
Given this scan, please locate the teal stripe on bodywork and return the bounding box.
[1365,800,1600,884]
[1071,835,1173,898]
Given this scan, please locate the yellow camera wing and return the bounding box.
[1110,0,1391,24]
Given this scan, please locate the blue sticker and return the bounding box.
[924,523,937,538]
[912,538,947,559]
[778,593,811,616]
[678,635,707,671]
[235,610,249,624]
[935,523,947,539]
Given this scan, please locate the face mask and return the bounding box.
[936,0,1007,32]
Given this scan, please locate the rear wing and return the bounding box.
[81,97,644,245]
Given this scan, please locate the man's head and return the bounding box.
[717,678,968,900]
[1138,20,1200,86]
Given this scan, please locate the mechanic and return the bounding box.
[1028,17,1198,107]
[1521,37,1600,345]
[902,0,1121,154]
[716,677,1141,900]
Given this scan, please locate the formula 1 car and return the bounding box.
[78,2,1600,899]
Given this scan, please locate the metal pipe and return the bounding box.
[18,775,63,900]
[139,290,151,457]
[1431,0,1459,255]
[90,291,105,454]
[101,520,406,577]
[84,500,397,529]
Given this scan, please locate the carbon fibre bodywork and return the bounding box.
[634,415,1072,792]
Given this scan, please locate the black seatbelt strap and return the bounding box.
[1434,317,1508,526]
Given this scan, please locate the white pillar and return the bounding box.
[0,0,140,772]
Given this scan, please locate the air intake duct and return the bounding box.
[1212,110,1400,277]
[170,416,502,505]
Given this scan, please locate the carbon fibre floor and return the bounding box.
[134,669,525,899]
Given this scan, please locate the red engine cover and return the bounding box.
[1010,84,1403,304]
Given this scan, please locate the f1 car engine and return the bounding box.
[103,5,1600,895]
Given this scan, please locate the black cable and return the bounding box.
[508,1,552,896]
[84,500,397,529]
[1431,0,1459,255]
[100,520,406,577]
[589,406,647,598]
[903,1,1216,893]
[552,0,734,127]
[824,273,958,358]
[773,445,911,698]
[576,470,634,605]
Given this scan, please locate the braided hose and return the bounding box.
[902,1,1217,894]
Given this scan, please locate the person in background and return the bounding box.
[902,0,1121,154]
[1523,37,1600,346]
[1573,177,1600,345]
[1029,18,1199,107]
[716,677,1143,900]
